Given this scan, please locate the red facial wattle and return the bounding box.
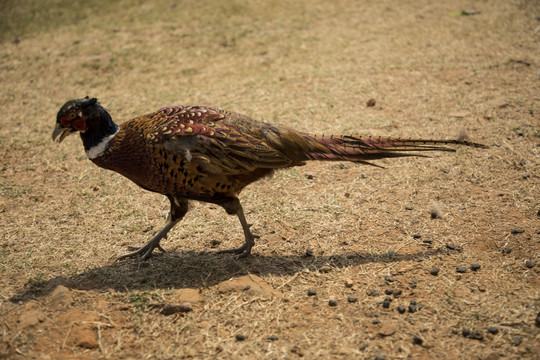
[71,117,87,131]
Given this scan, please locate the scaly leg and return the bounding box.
[116,196,188,261]
[217,198,259,258]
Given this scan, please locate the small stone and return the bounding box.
[502,247,512,254]
[268,335,279,341]
[409,279,417,288]
[413,335,423,345]
[430,267,440,276]
[409,299,417,305]
[470,331,484,340]
[456,266,467,273]
[319,264,333,273]
[446,243,457,250]
[405,205,413,210]
[328,299,338,307]
[462,328,471,337]
[366,98,376,107]
[408,304,417,313]
[347,296,358,303]
[525,260,535,268]
[307,288,317,296]
[385,276,395,283]
[384,289,394,295]
[413,234,421,239]
[452,329,459,335]
[50,285,72,306]
[470,264,481,271]
[236,334,246,341]
[305,174,314,180]
[159,303,193,315]
[430,211,439,219]
[344,279,354,288]
[359,343,368,351]
[535,312,540,327]
[304,249,314,257]
[423,239,433,244]
[378,324,396,336]
[372,320,381,325]
[384,296,392,302]
[487,327,499,335]
[382,300,390,308]
[367,289,379,297]
[511,228,524,234]
[393,289,402,297]
[397,305,406,314]
[511,336,522,346]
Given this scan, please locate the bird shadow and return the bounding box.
[10,247,446,303]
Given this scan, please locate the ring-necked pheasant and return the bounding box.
[53,97,485,260]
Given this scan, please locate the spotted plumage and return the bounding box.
[53,97,486,260]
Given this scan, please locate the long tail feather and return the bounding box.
[303,134,487,164]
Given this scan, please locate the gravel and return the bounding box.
[328,299,337,307]
[307,288,317,296]
[487,327,499,335]
[456,266,467,273]
[470,264,481,271]
[430,267,440,276]
[236,334,246,341]
[397,305,406,314]
[525,260,535,268]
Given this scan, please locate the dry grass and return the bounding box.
[1,0,539,358]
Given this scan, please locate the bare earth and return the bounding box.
[1,0,539,359]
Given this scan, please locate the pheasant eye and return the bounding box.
[69,111,77,120]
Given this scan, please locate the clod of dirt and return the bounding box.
[413,335,423,345]
[236,334,246,341]
[344,279,354,288]
[307,288,317,296]
[456,266,467,273]
[174,288,201,304]
[430,267,440,276]
[148,303,193,315]
[462,328,471,337]
[511,336,522,346]
[304,249,314,257]
[525,260,535,268]
[268,335,279,341]
[328,299,337,307]
[366,98,376,107]
[502,247,512,254]
[397,305,406,314]
[470,264,481,271]
[50,285,72,306]
[17,309,45,328]
[510,228,524,234]
[378,324,396,336]
[487,327,499,335]
[347,296,357,303]
[216,275,280,299]
[469,331,484,341]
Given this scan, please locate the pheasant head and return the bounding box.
[52,96,119,158]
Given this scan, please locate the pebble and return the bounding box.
[304,249,314,257]
[307,288,317,296]
[393,289,402,297]
[413,335,423,345]
[236,334,246,341]
[430,267,440,276]
[525,260,535,268]
[413,234,421,239]
[397,305,406,314]
[462,328,471,337]
[408,304,417,313]
[446,243,457,250]
[344,279,354,288]
[384,289,394,295]
[366,98,376,107]
[367,289,379,296]
[405,205,414,210]
[384,296,392,302]
[511,336,522,346]
[430,211,439,219]
[470,264,481,271]
[347,296,358,303]
[423,239,433,244]
[328,299,337,307]
[511,228,524,234]
[470,331,484,340]
[382,300,390,308]
[502,247,512,254]
[456,266,467,273]
[536,312,540,327]
[487,327,499,335]
[385,276,395,283]
[268,335,278,341]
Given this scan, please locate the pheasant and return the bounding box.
[53,97,485,261]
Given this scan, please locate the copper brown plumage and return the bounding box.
[52,97,486,260]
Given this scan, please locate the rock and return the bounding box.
[366,98,376,107]
[319,264,333,273]
[347,296,357,303]
[525,260,535,268]
[469,331,483,340]
[174,288,201,304]
[268,335,278,341]
[470,264,481,271]
[307,288,317,296]
[328,299,338,307]
[216,275,280,299]
[487,327,499,335]
[413,335,423,345]
[378,324,396,336]
[456,266,467,273]
[50,285,72,306]
[430,267,440,276]
[236,334,246,341]
[510,228,524,234]
[397,305,406,314]
[58,309,101,349]
[155,303,193,315]
[344,279,354,288]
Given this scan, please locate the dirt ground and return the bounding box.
[1,0,539,359]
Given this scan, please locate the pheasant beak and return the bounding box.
[52,124,74,143]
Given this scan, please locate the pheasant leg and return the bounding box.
[218,199,260,258]
[116,196,188,262]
